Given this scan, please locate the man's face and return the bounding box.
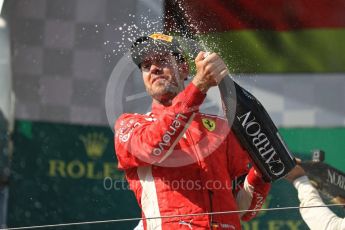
[140,53,188,104]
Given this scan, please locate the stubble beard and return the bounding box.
[149,80,183,104]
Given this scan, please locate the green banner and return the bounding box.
[8,121,140,229]
[8,121,345,229]
[200,29,345,74]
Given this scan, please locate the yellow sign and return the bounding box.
[47,132,122,180]
[202,118,216,132]
[241,220,303,230]
[79,132,109,159]
[48,160,122,180]
[149,33,173,42]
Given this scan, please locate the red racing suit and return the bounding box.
[115,83,271,230]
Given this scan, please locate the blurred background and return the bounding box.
[0,0,345,229]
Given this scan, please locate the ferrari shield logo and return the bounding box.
[202,118,216,132]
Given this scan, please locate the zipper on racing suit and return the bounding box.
[185,120,216,229]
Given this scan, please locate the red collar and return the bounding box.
[151,101,168,114]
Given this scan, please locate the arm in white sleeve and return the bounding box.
[293,176,345,230]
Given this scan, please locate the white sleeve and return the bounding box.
[293,176,345,230]
[235,177,253,217]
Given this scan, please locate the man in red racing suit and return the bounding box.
[114,34,271,230]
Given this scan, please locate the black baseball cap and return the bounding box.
[130,33,185,68]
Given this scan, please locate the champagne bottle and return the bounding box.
[301,150,345,203]
[219,76,296,182]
